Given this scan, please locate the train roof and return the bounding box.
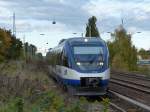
[48,37,106,52]
[59,37,105,45]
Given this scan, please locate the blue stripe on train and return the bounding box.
[55,73,109,87]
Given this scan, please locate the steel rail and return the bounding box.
[110,79,150,94]
[111,71,150,81]
[111,77,150,89]
[109,90,150,112]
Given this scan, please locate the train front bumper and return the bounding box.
[67,86,108,96]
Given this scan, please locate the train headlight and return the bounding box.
[76,62,81,66]
[99,62,104,66]
[84,38,88,42]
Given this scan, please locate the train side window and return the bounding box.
[57,52,61,65]
[62,51,69,67]
[53,52,57,66]
[60,52,63,65]
[64,56,69,67]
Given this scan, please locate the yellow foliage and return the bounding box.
[0,29,12,60]
[112,54,129,71]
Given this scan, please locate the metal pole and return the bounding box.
[23,35,26,62]
[13,12,16,37]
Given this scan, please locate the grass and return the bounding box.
[0,61,111,112]
[101,98,110,112]
[0,61,86,112]
[0,91,87,112]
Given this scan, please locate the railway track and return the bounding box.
[48,70,150,111]
[111,71,150,81]
[110,78,150,94]
[109,71,150,111]
[111,76,150,88]
[109,90,150,112]
[110,102,127,112]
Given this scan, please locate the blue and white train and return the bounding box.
[46,37,110,96]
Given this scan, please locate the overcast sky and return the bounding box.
[0,0,150,54]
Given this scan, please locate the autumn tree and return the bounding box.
[85,16,100,37]
[0,28,24,62]
[0,28,12,61]
[6,35,23,60]
[108,25,137,71]
[0,27,39,63]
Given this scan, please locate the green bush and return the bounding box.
[101,98,110,112]
[0,98,24,112]
[15,97,24,112]
[0,90,87,112]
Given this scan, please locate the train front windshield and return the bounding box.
[73,46,104,70]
